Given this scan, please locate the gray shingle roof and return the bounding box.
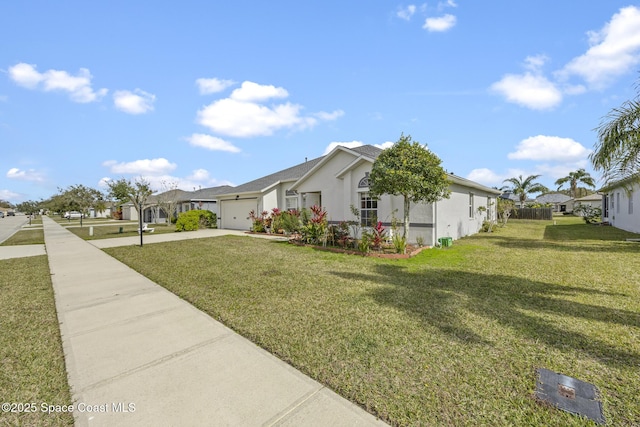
[536,193,572,204]
[217,156,325,195]
[349,144,383,158]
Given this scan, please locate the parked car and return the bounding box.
[6,211,15,216]
[0,212,4,218]
[64,211,84,219]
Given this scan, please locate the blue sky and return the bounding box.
[2,1,640,203]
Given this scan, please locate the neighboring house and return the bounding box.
[499,191,534,207]
[142,185,233,224]
[600,178,640,233]
[573,193,603,215]
[215,157,324,230]
[88,207,112,218]
[535,192,573,213]
[218,145,500,245]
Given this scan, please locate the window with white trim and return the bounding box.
[629,191,634,215]
[617,192,620,214]
[285,196,298,211]
[360,193,378,226]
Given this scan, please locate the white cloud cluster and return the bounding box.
[184,134,241,153]
[196,77,235,95]
[492,6,640,109]
[8,62,155,114]
[467,135,592,187]
[507,135,592,162]
[8,63,107,103]
[6,167,46,182]
[102,158,177,175]
[113,89,156,114]
[423,14,456,32]
[397,2,457,32]
[195,80,343,138]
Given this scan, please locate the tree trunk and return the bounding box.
[403,195,410,253]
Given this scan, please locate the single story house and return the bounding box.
[140,185,233,224]
[217,144,501,246]
[535,192,573,213]
[573,193,603,215]
[600,178,640,233]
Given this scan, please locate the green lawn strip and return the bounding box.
[0,256,73,426]
[103,216,640,426]
[66,223,177,240]
[0,229,45,246]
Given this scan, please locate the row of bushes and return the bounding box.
[249,205,410,254]
[175,209,217,231]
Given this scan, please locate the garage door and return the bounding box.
[220,199,257,230]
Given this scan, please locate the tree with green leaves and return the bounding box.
[590,86,640,186]
[106,177,154,220]
[502,175,549,207]
[554,169,596,199]
[54,184,105,225]
[369,133,450,245]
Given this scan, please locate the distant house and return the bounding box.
[215,144,500,245]
[141,186,233,224]
[573,193,603,214]
[600,178,640,233]
[535,192,573,213]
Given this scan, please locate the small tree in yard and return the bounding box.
[369,134,450,249]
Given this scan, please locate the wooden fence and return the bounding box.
[510,208,553,220]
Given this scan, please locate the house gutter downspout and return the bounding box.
[433,200,437,247]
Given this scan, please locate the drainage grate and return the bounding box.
[535,368,605,425]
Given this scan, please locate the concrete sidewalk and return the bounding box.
[43,216,387,426]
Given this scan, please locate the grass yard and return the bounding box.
[0,256,73,426]
[0,229,44,246]
[66,222,176,240]
[104,216,640,426]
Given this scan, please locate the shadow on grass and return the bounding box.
[331,265,640,367]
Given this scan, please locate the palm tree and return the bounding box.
[554,169,596,199]
[590,92,640,185]
[502,175,549,207]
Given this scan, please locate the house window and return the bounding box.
[603,195,609,217]
[617,193,620,214]
[360,193,378,226]
[487,197,492,220]
[469,193,474,218]
[610,193,614,213]
[285,196,298,211]
[629,191,634,215]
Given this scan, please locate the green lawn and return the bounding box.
[66,222,176,240]
[0,229,44,246]
[102,216,640,426]
[0,256,74,426]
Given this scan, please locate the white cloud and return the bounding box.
[8,63,107,103]
[314,110,345,121]
[185,133,241,153]
[397,5,416,20]
[508,135,592,162]
[423,14,456,32]
[230,81,288,102]
[198,98,314,138]
[490,72,562,110]
[0,189,21,201]
[559,6,640,89]
[466,168,505,186]
[196,80,341,138]
[196,77,235,95]
[535,161,590,181]
[438,0,457,10]
[113,89,155,114]
[6,167,45,182]
[103,158,176,175]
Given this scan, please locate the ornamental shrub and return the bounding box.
[175,209,217,232]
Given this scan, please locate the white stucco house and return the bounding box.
[600,178,640,233]
[216,144,501,246]
[573,193,603,215]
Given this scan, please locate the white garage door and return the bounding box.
[220,199,257,230]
